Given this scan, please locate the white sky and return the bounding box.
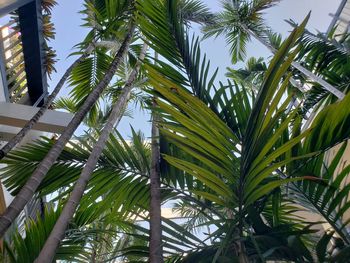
[49,0,342,138]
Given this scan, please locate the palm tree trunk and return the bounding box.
[0,23,136,238]
[244,26,345,100]
[0,44,95,161]
[149,106,163,263]
[237,241,249,263]
[34,42,147,263]
[91,249,97,263]
[0,183,6,250]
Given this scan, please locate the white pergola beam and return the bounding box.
[0,102,73,135]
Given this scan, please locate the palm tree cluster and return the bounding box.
[0,0,350,262]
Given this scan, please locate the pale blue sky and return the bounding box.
[48,0,341,138]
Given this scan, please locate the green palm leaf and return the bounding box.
[2,206,90,263]
[137,0,217,102]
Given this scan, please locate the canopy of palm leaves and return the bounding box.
[1,0,350,262]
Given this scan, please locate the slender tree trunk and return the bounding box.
[34,43,147,263]
[232,221,249,261]
[244,26,345,100]
[0,182,6,250]
[0,45,95,161]
[0,24,136,238]
[91,249,97,263]
[237,241,249,263]
[149,105,163,263]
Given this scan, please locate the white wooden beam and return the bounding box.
[0,102,73,135]
[0,0,33,18]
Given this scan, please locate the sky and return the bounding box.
[48,0,342,138]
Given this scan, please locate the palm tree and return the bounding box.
[147,37,350,263]
[136,0,350,261]
[1,22,350,263]
[0,13,136,237]
[34,42,147,262]
[0,1,217,260]
[0,4,141,161]
[225,56,267,94]
[1,125,208,261]
[0,0,215,256]
[149,103,163,263]
[2,0,350,261]
[202,0,346,99]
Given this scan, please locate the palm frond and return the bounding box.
[178,0,215,26]
[138,0,217,102]
[0,130,150,214]
[2,206,90,262]
[67,48,113,125]
[225,56,267,91]
[202,0,275,63]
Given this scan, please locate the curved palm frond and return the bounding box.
[65,0,138,124]
[178,0,215,26]
[138,0,217,103]
[142,15,350,261]
[80,0,132,44]
[0,129,149,213]
[225,56,267,92]
[2,206,90,263]
[54,96,133,133]
[297,32,350,111]
[67,48,113,125]
[202,0,278,63]
[284,93,350,244]
[266,30,283,50]
[41,0,57,15]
